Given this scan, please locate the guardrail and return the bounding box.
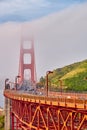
[4,90,87,110]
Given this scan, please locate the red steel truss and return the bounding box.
[4,90,87,130]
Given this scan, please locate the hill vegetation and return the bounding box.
[37,59,87,92]
[0,115,4,130]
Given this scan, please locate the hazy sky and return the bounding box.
[0,0,87,82]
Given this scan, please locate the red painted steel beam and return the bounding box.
[4,90,87,130]
[10,99,87,130]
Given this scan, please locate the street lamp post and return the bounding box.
[46,71,53,97]
[15,75,20,90]
[5,78,9,89]
[59,79,63,95]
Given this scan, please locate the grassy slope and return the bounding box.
[0,115,4,130]
[45,59,87,92]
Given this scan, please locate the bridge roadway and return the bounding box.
[4,90,87,130]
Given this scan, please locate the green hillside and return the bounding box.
[0,115,4,130]
[38,59,87,92]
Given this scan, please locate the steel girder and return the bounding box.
[11,99,87,130]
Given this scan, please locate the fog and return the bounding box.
[0,3,87,82]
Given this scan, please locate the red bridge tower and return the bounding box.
[18,38,36,84]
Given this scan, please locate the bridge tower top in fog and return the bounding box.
[18,38,36,84]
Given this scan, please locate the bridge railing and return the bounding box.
[4,89,87,110]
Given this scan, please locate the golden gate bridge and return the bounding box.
[4,38,87,130]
